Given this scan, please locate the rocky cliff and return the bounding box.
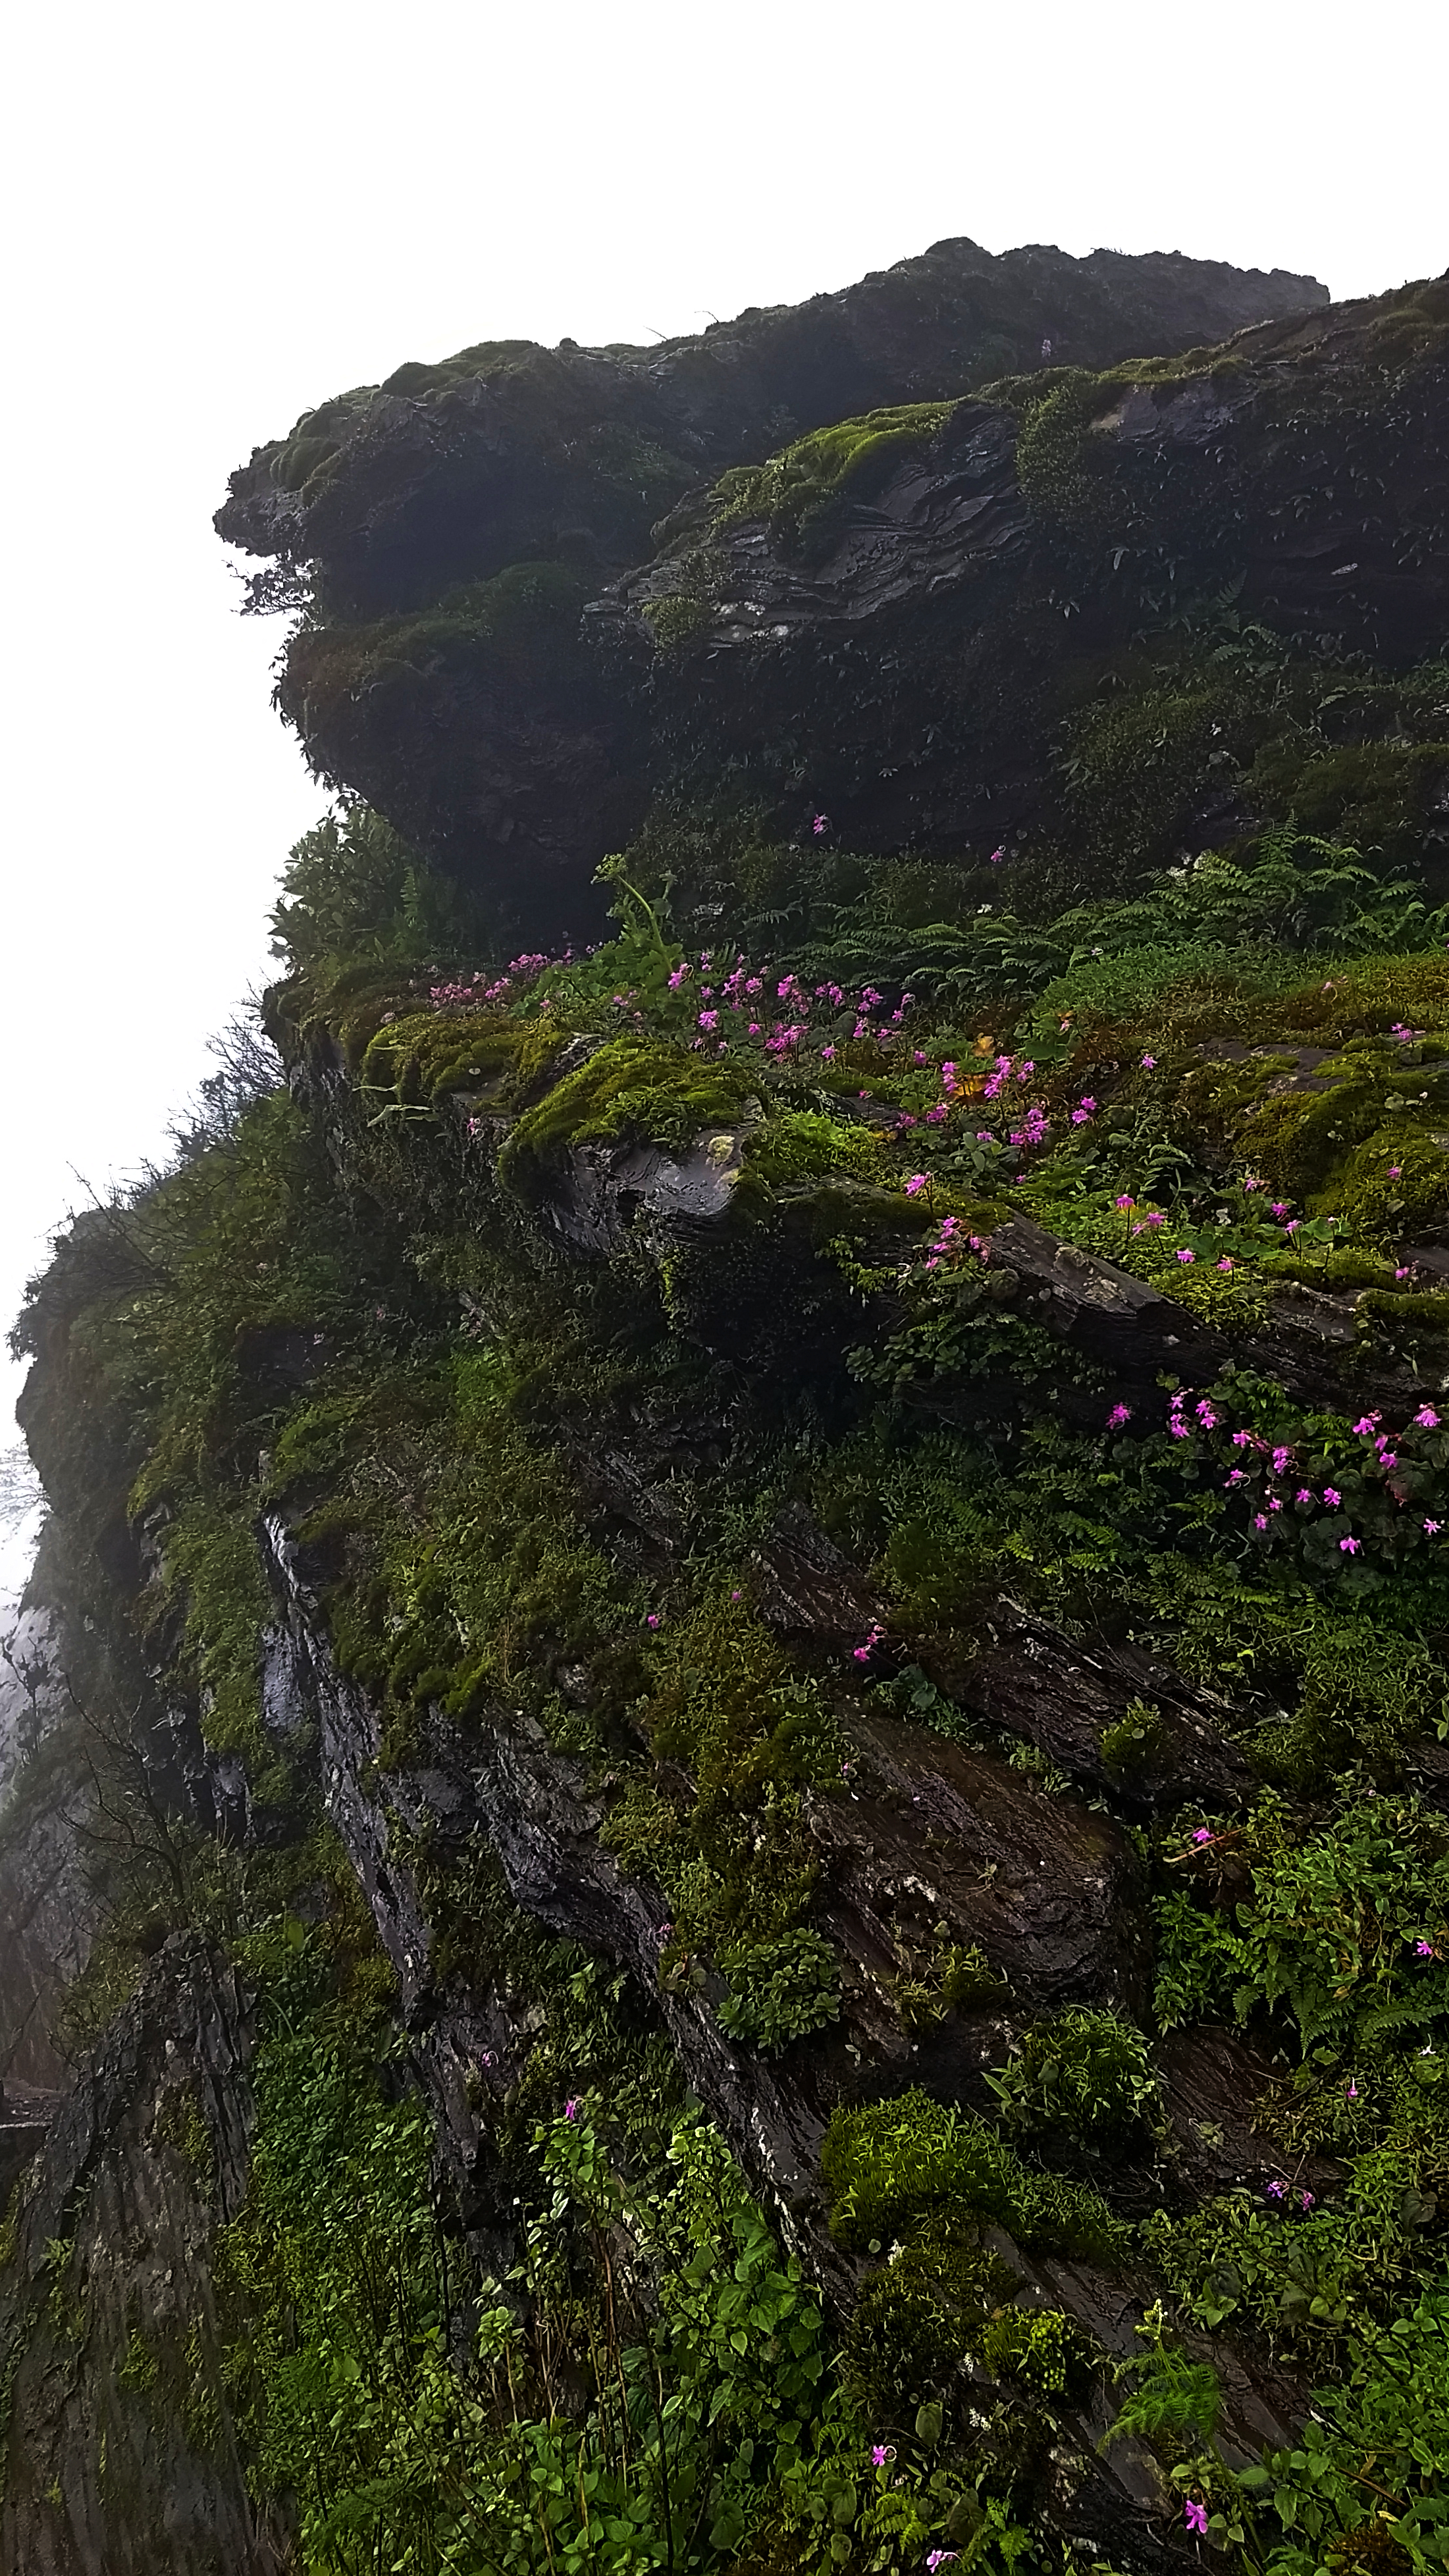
[6,236,1449,2576]
[218,238,1336,936]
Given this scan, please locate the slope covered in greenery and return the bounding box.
[5,247,1449,2576]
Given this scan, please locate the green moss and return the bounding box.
[159,1495,281,1786]
[978,2305,1095,2399]
[359,1005,562,1118]
[1099,1697,1167,1776]
[710,403,958,550]
[822,2088,1129,2267]
[498,1035,749,1207]
[1337,1127,1449,1242]
[1059,673,1255,865]
[743,1111,886,1188]
[640,592,713,652]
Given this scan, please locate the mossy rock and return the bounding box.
[359,1007,562,1117]
[498,1035,751,1208]
[710,401,959,553]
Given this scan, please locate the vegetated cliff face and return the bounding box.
[0,1567,100,2091]
[9,245,1449,2576]
[0,1932,278,2576]
[217,238,1333,935]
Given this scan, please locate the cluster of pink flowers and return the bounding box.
[1147,1391,1449,1555]
[921,1216,990,1274]
[1264,2180,1316,2210]
[670,950,915,1061]
[430,950,564,1011]
[852,1620,886,1664]
[970,1054,1058,1164]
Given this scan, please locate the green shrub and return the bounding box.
[716,1929,840,2054]
[986,2009,1160,2150]
[822,2089,1129,2267]
[1153,1795,1449,2056]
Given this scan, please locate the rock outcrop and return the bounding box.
[217,239,1336,933]
[11,234,1449,2576]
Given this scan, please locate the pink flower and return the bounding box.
[1427,1520,1443,1536]
[1140,1054,1157,1069]
[1417,1940,1436,1958]
[1415,1406,1440,1429]
[1389,1164,1403,1179]
[698,1010,718,1031]
[870,2443,896,2466]
[1115,1193,1134,1210]
[811,813,830,837]
[1225,1469,1246,1487]
[564,2098,581,2121]
[1192,1827,1213,1845]
[904,1173,929,1197]
[1184,2500,1209,2538]
[1254,1513,1269,1530]
[1270,1202,1290,1219]
[1217,1256,1234,1273]
[1265,2179,1284,2200]
[1323,1487,1342,1507]
[1352,1416,1377,1437]
[1272,1446,1292,1474]
[1300,2190,1315,2210]
[1107,1403,1132,1429]
[1176,1248,1196,1266]
[1340,1535,1362,1555]
[1144,1210,1167,1227]
[1296,1487,1313,1504]
[1347,2080,1359,2101]
[646,1612,661,1629]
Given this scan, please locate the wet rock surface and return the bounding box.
[0,1598,101,2089]
[0,1936,281,2576]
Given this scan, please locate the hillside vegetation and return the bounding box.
[5,242,1449,2576]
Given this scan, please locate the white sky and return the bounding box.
[1,0,1444,1598]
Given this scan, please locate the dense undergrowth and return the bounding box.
[13,784,1449,2575]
